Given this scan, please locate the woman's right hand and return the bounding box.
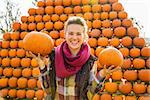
[29,51,48,69]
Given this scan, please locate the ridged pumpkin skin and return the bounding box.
[23,32,54,56]
[98,47,123,67]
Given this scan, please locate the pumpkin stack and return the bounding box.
[0,0,149,99]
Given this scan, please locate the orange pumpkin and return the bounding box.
[119,82,132,94]
[17,77,28,88]
[8,89,17,98]
[122,58,132,69]
[3,68,13,77]
[17,90,26,99]
[26,90,35,99]
[112,70,123,80]
[100,93,112,100]
[98,47,124,67]
[133,37,145,47]
[13,68,22,77]
[23,32,54,56]
[8,77,17,88]
[105,82,118,93]
[27,78,37,89]
[3,32,11,40]
[141,47,150,57]
[133,58,145,69]
[21,58,31,67]
[35,90,44,100]
[138,69,150,82]
[22,68,32,78]
[123,70,137,81]
[133,83,146,94]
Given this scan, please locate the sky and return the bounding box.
[0,0,150,38]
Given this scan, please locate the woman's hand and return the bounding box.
[98,65,121,78]
[29,51,48,69]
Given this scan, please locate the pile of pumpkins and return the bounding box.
[0,0,150,99]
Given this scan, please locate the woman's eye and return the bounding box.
[77,33,81,36]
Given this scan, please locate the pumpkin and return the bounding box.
[28,16,35,22]
[88,38,98,48]
[83,12,93,20]
[127,27,139,37]
[2,58,10,67]
[109,37,120,47]
[133,58,145,69]
[0,78,8,88]
[23,31,54,56]
[8,49,16,57]
[45,0,53,6]
[89,29,101,38]
[138,69,150,82]
[22,68,32,78]
[64,7,73,14]
[121,36,132,47]
[31,58,39,67]
[28,23,36,31]
[2,41,10,49]
[114,27,126,37]
[133,37,145,47]
[54,21,64,30]
[93,13,101,20]
[35,15,43,22]
[10,40,18,49]
[60,14,68,22]
[119,82,132,94]
[37,1,45,7]
[3,68,13,77]
[13,68,22,77]
[21,23,28,31]
[54,0,62,6]
[133,83,146,94]
[63,0,71,6]
[0,89,8,97]
[129,48,140,58]
[10,57,21,68]
[27,78,37,89]
[109,11,117,20]
[92,4,101,12]
[122,58,132,69]
[118,11,128,19]
[43,15,51,22]
[54,6,64,15]
[122,19,132,27]
[112,70,123,80]
[21,58,31,67]
[8,77,17,88]
[141,47,150,57]
[49,30,60,39]
[35,90,44,100]
[20,32,28,39]
[16,49,26,57]
[97,37,109,47]
[112,2,123,11]
[102,20,111,28]
[17,77,28,88]
[32,68,40,77]
[102,4,111,12]
[17,90,26,99]
[28,8,36,15]
[73,6,82,13]
[92,94,100,100]
[26,90,35,99]
[55,38,65,46]
[138,96,150,100]
[36,7,44,15]
[98,47,124,67]
[92,20,101,28]
[3,32,11,40]
[113,95,123,100]
[105,81,118,93]
[12,22,21,31]
[123,70,137,81]
[21,16,28,23]
[100,93,112,100]
[8,89,17,98]
[1,49,9,57]
[112,19,121,27]
[125,96,136,100]
[119,47,129,57]
[37,80,42,89]
[82,5,91,13]
[36,22,45,30]
[101,12,109,20]
[95,47,105,57]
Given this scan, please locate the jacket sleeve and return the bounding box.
[38,59,52,94]
[87,61,105,100]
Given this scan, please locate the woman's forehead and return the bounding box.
[66,24,84,32]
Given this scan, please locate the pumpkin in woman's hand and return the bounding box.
[98,47,124,67]
[23,31,54,56]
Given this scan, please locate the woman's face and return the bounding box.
[65,24,84,50]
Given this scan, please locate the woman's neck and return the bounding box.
[69,47,81,56]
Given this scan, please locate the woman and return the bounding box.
[31,16,114,100]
